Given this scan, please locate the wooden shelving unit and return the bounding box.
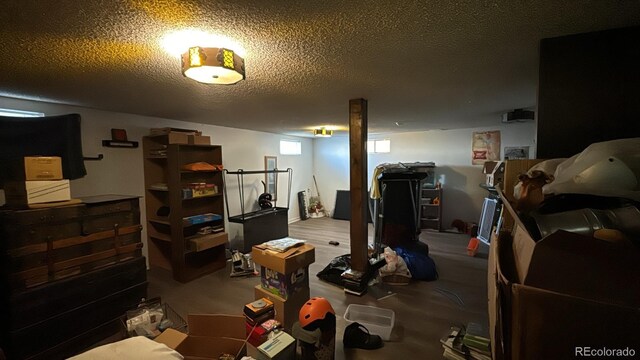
[142,135,228,282]
[420,187,442,231]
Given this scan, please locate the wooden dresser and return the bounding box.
[0,195,148,359]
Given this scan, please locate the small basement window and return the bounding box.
[367,139,391,153]
[280,140,301,155]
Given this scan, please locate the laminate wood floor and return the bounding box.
[147,217,489,360]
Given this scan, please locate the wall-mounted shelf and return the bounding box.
[102,140,139,148]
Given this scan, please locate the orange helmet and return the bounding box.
[299,297,335,328]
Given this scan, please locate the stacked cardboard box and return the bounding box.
[252,242,315,330]
[489,189,640,360]
[3,156,71,207]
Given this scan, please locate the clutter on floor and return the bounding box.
[440,324,491,360]
[293,297,336,359]
[466,237,480,256]
[307,175,327,218]
[251,240,315,330]
[343,322,383,350]
[231,250,258,277]
[124,297,187,338]
[344,304,394,341]
[378,247,411,285]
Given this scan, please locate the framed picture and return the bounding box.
[472,131,501,165]
[504,146,530,160]
[264,156,277,201]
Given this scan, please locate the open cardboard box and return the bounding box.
[488,189,640,359]
[252,243,315,274]
[155,314,247,360]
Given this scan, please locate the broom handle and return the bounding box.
[313,175,321,198]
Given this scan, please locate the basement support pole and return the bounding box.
[349,98,368,272]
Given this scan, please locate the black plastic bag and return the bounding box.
[316,254,351,287]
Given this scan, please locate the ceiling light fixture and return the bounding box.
[181,46,245,85]
[314,128,333,137]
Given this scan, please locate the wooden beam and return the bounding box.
[349,98,368,272]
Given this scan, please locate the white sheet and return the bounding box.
[68,336,183,360]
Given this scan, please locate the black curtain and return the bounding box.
[0,113,86,186]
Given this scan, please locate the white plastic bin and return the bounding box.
[343,304,395,340]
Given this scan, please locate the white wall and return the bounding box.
[0,96,313,257]
[313,122,536,228]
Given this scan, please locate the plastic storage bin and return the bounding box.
[344,304,395,340]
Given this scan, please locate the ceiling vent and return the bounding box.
[502,109,535,123]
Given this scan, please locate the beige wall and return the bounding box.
[0,96,313,260]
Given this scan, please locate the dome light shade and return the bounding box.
[181,46,245,85]
[314,128,333,137]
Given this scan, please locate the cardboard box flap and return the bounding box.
[253,244,303,258]
[511,284,640,360]
[524,230,640,306]
[187,314,246,339]
[155,328,188,350]
[252,243,315,274]
[511,226,535,282]
[178,336,245,359]
[495,232,518,286]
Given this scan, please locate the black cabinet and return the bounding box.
[0,195,147,359]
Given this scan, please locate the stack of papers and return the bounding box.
[261,237,305,252]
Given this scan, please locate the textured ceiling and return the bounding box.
[1,1,640,137]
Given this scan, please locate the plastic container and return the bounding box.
[344,304,395,340]
[467,237,480,257]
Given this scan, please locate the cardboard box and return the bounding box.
[166,131,189,144]
[252,243,315,274]
[188,135,211,145]
[255,285,310,331]
[24,156,63,180]
[488,192,640,360]
[189,232,228,252]
[502,192,640,304]
[155,314,246,360]
[4,180,71,206]
[490,231,640,360]
[260,266,309,300]
[247,331,296,360]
